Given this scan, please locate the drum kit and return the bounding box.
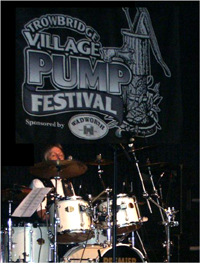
[1,143,179,263]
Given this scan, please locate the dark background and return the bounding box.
[1,1,199,262]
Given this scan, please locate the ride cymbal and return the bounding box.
[85,159,113,166]
[128,145,157,153]
[29,160,88,179]
[140,162,177,170]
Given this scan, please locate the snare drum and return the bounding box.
[62,244,147,262]
[3,223,50,262]
[49,196,93,243]
[98,194,142,235]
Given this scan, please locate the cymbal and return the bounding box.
[128,145,157,153]
[30,160,88,179]
[140,162,176,170]
[86,159,113,166]
[2,185,32,203]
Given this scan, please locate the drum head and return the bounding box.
[62,244,146,262]
[102,245,146,262]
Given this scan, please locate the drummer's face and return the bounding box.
[48,147,65,160]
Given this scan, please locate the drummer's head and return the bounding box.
[43,144,65,161]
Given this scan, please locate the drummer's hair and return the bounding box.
[43,144,64,161]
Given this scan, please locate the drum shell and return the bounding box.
[3,224,50,262]
[49,197,93,243]
[98,195,142,234]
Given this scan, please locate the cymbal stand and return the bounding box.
[143,193,179,262]
[129,144,152,214]
[163,207,179,262]
[105,188,112,246]
[7,200,13,262]
[97,154,106,190]
[52,161,62,263]
[144,161,179,262]
[147,160,165,224]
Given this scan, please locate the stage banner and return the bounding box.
[16,5,183,144]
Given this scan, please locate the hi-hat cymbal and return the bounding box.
[86,159,113,166]
[30,160,88,179]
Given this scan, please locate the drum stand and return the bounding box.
[96,154,106,190]
[7,200,13,262]
[129,143,152,214]
[51,161,62,263]
[129,142,179,262]
[93,155,113,245]
[91,187,113,246]
[145,161,179,262]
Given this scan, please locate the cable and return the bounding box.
[37,226,42,263]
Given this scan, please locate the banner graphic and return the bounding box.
[18,7,172,142]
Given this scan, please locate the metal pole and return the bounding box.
[7,201,13,262]
[112,146,117,262]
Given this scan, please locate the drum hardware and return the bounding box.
[105,188,112,246]
[92,154,107,190]
[127,141,152,214]
[8,200,13,262]
[146,158,166,223]
[143,158,180,262]
[91,188,112,204]
[52,161,62,263]
[143,195,179,262]
[135,231,149,262]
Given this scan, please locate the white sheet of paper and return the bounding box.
[12,187,52,217]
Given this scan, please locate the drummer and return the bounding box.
[30,144,74,221]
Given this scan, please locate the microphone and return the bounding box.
[119,143,132,162]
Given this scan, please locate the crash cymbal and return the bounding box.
[2,185,32,203]
[128,145,157,153]
[86,159,113,166]
[29,160,88,179]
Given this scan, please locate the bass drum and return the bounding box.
[62,244,147,262]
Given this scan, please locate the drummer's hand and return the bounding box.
[37,209,49,221]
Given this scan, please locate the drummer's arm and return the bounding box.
[36,196,49,221]
[37,207,47,221]
[30,179,48,221]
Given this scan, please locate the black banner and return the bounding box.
[15,4,193,144]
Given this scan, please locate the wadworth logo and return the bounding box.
[22,8,171,140]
